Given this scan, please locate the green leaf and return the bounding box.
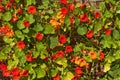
[22,28,29,33]
[1,45,11,54]
[0,52,7,60]
[94,22,102,34]
[25,14,35,24]
[44,24,55,34]
[63,72,74,80]
[36,42,46,52]
[50,36,58,48]
[64,18,70,27]
[3,36,13,43]
[15,30,24,39]
[26,0,36,6]
[104,63,111,72]
[3,12,12,21]
[51,68,58,77]
[33,23,43,32]
[15,0,20,3]
[17,20,25,30]
[77,27,87,35]
[48,10,53,14]
[75,17,80,25]
[36,68,46,78]
[55,58,68,68]
[113,29,120,40]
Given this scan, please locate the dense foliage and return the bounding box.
[0,0,120,80]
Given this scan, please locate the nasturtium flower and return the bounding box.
[68,4,75,12]
[23,20,30,28]
[56,12,65,19]
[59,35,66,44]
[11,68,20,80]
[80,3,86,10]
[52,74,60,80]
[71,77,77,80]
[69,17,75,24]
[99,51,105,60]
[59,0,67,4]
[94,11,101,19]
[79,58,87,67]
[105,29,111,36]
[20,69,28,77]
[61,7,68,16]
[0,63,7,71]
[26,53,36,62]
[3,70,11,77]
[0,5,5,12]
[86,30,94,39]
[65,45,72,53]
[89,51,97,60]
[75,67,82,75]
[80,14,88,23]
[17,9,23,15]
[55,50,64,58]
[27,5,36,14]
[35,32,43,41]
[6,2,12,8]
[17,41,25,49]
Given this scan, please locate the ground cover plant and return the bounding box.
[0,0,120,80]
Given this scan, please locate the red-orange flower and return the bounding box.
[59,0,67,4]
[0,63,7,71]
[68,4,75,12]
[23,20,30,28]
[27,5,36,14]
[56,50,64,58]
[0,5,5,12]
[86,30,94,38]
[80,14,88,23]
[99,51,105,60]
[26,53,36,62]
[89,51,97,60]
[52,74,60,80]
[69,17,75,24]
[80,3,86,10]
[61,7,68,16]
[94,11,101,19]
[17,41,25,49]
[105,29,111,36]
[36,32,43,41]
[59,35,66,44]
[20,69,28,77]
[75,67,82,75]
[6,2,12,8]
[3,70,11,77]
[11,68,20,80]
[17,9,23,15]
[65,45,72,53]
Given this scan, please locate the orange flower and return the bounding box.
[6,28,14,37]
[75,56,81,65]
[56,12,64,19]
[79,58,87,67]
[89,51,97,60]
[50,17,61,30]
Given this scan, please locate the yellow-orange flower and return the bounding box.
[50,17,61,30]
[6,28,14,37]
[79,58,87,67]
[60,18,64,24]
[89,51,97,60]
[56,12,65,19]
[75,56,87,67]
[75,56,81,65]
